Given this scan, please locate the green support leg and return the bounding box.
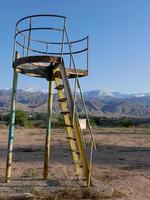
[43,80,53,179]
[6,51,19,183]
[5,70,18,183]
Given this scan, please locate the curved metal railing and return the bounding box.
[14,14,89,70]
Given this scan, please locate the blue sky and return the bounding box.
[1,0,150,93]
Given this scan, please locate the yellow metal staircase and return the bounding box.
[53,62,92,186]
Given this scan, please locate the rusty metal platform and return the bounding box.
[13,55,88,79]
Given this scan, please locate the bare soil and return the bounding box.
[0,127,150,199]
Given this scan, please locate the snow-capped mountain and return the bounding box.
[2,87,150,99]
[84,90,114,98]
[84,90,129,99]
[24,87,48,93]
[1,88,150,117]
[97,90,114,97]
[133,93,149,97]
[24,86,40,93]
[84,90,150,99]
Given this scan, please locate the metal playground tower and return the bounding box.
[6,14,96,186]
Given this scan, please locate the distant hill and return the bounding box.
[1,88,150,118]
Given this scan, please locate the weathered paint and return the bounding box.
[53,65,92,186]
[6,52,19,182]
[43,80,53,179]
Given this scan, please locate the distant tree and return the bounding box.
[120,119,133,127]
[15,110,28,126]
[52,115,64,128]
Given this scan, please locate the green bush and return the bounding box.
[15,110,28,126]
[120,119,133,127]
[25,120,34,128]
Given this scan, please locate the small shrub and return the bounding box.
[15,110,28,126]
[112,189,125,198]
[26,120,34,128]
[120,119,133,127]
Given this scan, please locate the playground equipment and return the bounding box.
[6,14,96,186]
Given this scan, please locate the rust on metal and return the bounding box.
[13,55,60,68]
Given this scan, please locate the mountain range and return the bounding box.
[1,87,150,118]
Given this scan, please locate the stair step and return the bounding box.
[64,124,73,128]
[72,161,83,168]
[55,84,64,90]
[68,149,80,154]
[58,97,67,102]
[61,111,70,115]
[53,71,61,78]
[75,176,86,181]
[66,136,76,141]
[53,64,59,69]
[76,178,87,182]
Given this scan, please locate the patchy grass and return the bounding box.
[0,127,149,199]
[30,187,115,200]
[0,196,8,200]
[120,165,140,171]
[112,189,125,198]
[21,168,40,178]
[0,175,5,182]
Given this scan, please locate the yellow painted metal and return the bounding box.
[15,68,21,72]
[74,113,92,186]
[54,70,82,176]
[53,66,92,186]
[43,80,54,179]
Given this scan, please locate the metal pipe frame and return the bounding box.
[6,52,19,183]
[14,14,89,71]
[16,14,66,27]
[15,40,88,56]
[43,79,54,179]
[17,31,88,45]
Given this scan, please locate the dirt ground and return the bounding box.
[0,127,150,199]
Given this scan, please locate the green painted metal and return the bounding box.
[6,53,19,182]
[43,80,54,179]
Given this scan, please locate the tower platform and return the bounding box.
[13,55,88,79]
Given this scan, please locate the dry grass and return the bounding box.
[112,189,125,198]
[29,187,121,200]
[21,168,40,178]
[0,127,149,200]
[30,187,100,200]
[120,165,140,171]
